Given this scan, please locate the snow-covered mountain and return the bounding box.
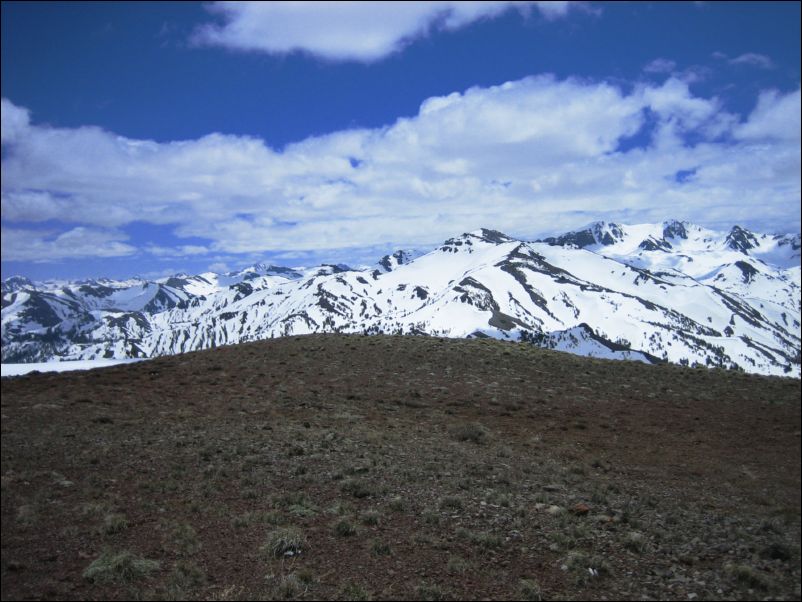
[3,221,800,376]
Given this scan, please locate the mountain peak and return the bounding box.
[377,250,423,273]
[540,221,625,248]
[242,263,304,279]
[661,220,689,240]
[725,225,759,253]
[471,228,516,244]
[439,229,516,253]
[1,276,35,294]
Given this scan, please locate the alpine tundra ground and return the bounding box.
[2,334,800,601]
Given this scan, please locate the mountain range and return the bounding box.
[2,220,800,377]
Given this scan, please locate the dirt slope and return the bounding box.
[2,334,800,600]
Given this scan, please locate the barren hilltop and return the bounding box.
[2,334,800,600]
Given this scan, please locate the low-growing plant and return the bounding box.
[439,495,463,511]
[727,563,772,590]
[99,513,128,535]
[167,523,201,555]
[388,496,405,512]
[231,513,253,529]
[360,509,380,526]
[446,556,470,575]
[168,559,206,589]
[274,492,313,509]
[15,504,37,527]
[457,527,503,550]
[333,517,357,537]
[272,573,304,599]
[327,500,354,516]
[370,539,391,556]
[340,478,374,499]
[337,581,370,600]
[422,509,441,525]
[83,550,160,584]
[451,422,489,444]
[295,568,315,585]
[80,501,108,516]
[548,530,574,551]
[519,578,543,601]
[416,581,450,601]
[288,501,318,518]
[623,530,646,553]
[486,491,512,507]
[563,550,611,585]
[262,527,306,558]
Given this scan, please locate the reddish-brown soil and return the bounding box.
[2,334,800,600]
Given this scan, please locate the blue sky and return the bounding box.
[2,1,800,281]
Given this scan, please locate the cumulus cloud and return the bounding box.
[192,1,579,62]
[734,87,801,141]
[1,98,30,145]
[2,77,800,265]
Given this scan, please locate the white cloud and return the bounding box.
[2,78,800,264]
[636,78,736,148]
[1,98,30,145]
[730,52,775,69]
[207,262,231,274]
[643,58,676,74]
[713,51,776,70]
[145,244,210,258]
[735,88,801,141]
[192,1,580,62]
[1,226,137,262]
